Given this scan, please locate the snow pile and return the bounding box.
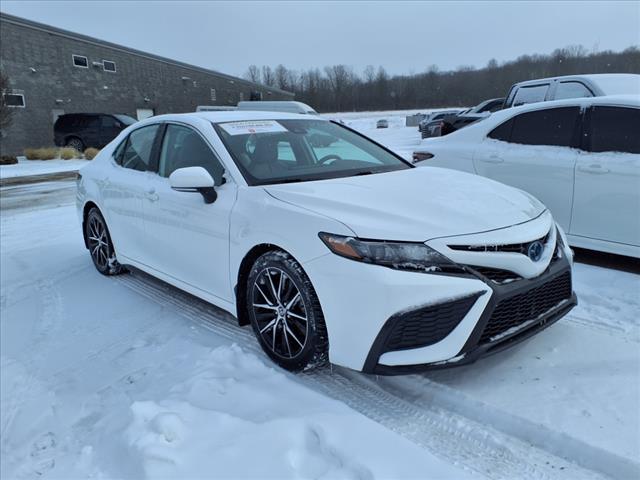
[125,344,464,479]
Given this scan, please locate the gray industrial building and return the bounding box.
[0,12,293,155]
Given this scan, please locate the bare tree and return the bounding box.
[244,45,639,112]
[244,65,261,83]
[275,64,289,91]
[261,66,275,86]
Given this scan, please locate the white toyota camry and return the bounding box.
[77,111,576,374]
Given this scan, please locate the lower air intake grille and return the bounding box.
[470,266,522,284]
[384,294,480,351]
[480,272,572,343]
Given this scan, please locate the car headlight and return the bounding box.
[318,232,458,273]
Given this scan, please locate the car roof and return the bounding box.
[513,73,638,86]
[150,110,328,123]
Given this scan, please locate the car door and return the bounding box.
[473,106,581,230]
[143,123,237,302]
[100,123,161,263]
[571,105,640,246]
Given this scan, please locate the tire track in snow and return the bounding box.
[1,278,63,477]
[117,270,607,480]
[376,375,640,480]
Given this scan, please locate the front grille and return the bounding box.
[471,266,522,284]
[479,272,572,343]
[449,231,550,255]
[384,294,480,351]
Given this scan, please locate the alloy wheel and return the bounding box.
[87,215,111,271]
[251,267,308,358]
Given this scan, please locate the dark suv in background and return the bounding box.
[54,113,137,151]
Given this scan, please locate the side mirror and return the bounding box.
[169,166,217,204]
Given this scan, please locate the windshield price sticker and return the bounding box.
[220,120,288,135]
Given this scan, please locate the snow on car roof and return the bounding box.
[194,110,326,122]
[140,110,328,126]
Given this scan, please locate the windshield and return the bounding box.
[214,119,411,186]
[114,114,137,126]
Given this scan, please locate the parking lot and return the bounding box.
[1,110,638,479]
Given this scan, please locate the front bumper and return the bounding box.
[366,253,576,374]
[304,231,576,373]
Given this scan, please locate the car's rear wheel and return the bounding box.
[66,137,84,152]
[85,208,123,276]
[247,251,328,372]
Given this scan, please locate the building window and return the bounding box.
[72,54,89,68]
[103,60,116,72]
[239,92,244,101]
[3,92,26,108]
[210,88,217,102]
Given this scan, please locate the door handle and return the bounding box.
[578,164,610,175]
[481,155,504,164]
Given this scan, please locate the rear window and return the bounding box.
[589,106,640,154]
[512,84,549,106]
[114,114,137,126]
[555,82,593,100]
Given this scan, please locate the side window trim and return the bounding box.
[148,123,167,173]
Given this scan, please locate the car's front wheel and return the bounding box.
[84,208,124,276]
[247,251,328,372]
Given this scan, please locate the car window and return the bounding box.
[589,106,640,154]
[86,116,100,128]
[555,82,593,100]
[509,107,580,147]
[158,124,225,185]
[277,140,296,162]
[113,137,127,164]
[101,116,119,128]
[487,118,514,141]
[512,84,549,106]
[120,124,160,172]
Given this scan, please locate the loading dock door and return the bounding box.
[136,108,154,120]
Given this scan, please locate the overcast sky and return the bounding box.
[2,1,639,78]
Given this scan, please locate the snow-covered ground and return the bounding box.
[0,158,89,180]
[1,110,639,479]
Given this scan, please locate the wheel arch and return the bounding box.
[81,201,100,249]
[235,243,297,326]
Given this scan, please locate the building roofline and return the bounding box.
[0,11,293,97]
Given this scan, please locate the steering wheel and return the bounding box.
[317,154,343,165]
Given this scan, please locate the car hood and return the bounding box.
[264,168,545,241]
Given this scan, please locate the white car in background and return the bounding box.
[77,111,575,374]
[414,95,640,258]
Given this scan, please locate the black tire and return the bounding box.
[246,250,328,372]
[66,137,84,152]
[84,208,124,276]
